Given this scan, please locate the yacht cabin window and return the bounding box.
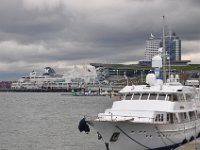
[158,94,166,100]
[166,94,182,101]
[172,94,178,101]
[141,94,149,100]
[155,114,164,122]
[178,112,188,122]
[126,94,132,100]
[189,111,197,121]
[167,114,170,122]
[166,113,178,124]
[149,94,157,100]
[132,93,140,100]
[164,94,178,101]
[185,94,192,101]
[178,94,185,101]
[124,93,190,102]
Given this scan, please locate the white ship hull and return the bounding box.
[89,120,200,150]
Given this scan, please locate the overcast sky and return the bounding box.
[0,0,200,80]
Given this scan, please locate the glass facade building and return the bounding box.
[164,32,181,61]
[144,34,162,61]
[143,32,181,62]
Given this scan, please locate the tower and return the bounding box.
[144,33,162,61]
[164,32,181,61]
[142,32,181,63]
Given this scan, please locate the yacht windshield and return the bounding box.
[149,94,157,100]
[132,93,140,100]
[141,94,149,100]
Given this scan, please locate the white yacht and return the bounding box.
[79,53,200,150]
[79,66,200,150]
[78,18,200,149]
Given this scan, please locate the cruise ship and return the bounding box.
[11,67,69,90]
[11,66,97,91]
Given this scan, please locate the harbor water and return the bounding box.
[0,92,114,150]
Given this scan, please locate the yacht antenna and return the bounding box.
[162,16,166,83]
[168,54,170,82]
[168,31,172,82]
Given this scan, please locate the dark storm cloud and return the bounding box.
[0,0,199,80]
[0,1,68,43]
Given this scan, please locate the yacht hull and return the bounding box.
[88,120,200,150]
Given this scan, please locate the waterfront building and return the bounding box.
[144,33,162,62]
[140,32,183,65]
[91,32,192,83]
[90,63,151,83]
[165,32,181,61]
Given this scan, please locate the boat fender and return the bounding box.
[182,139,188,145]
[189,136,194,142]
[78,118,90,134]
[197,132,200,138]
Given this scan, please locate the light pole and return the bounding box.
[117,69,119,81]
[124,72,128,85]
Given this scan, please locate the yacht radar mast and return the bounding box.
[162,16,166,83]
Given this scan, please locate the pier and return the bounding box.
[176,139,200,150]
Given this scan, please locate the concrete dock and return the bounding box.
[176,139,200,150]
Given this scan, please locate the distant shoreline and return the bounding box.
[0,88,73,92]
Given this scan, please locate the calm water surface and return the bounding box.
[0,92,114,150]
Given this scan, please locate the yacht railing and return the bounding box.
[86,114,156,123]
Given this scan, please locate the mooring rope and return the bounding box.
[115,125,152,149]
[154,125,172,150]
[155,125,176,145]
